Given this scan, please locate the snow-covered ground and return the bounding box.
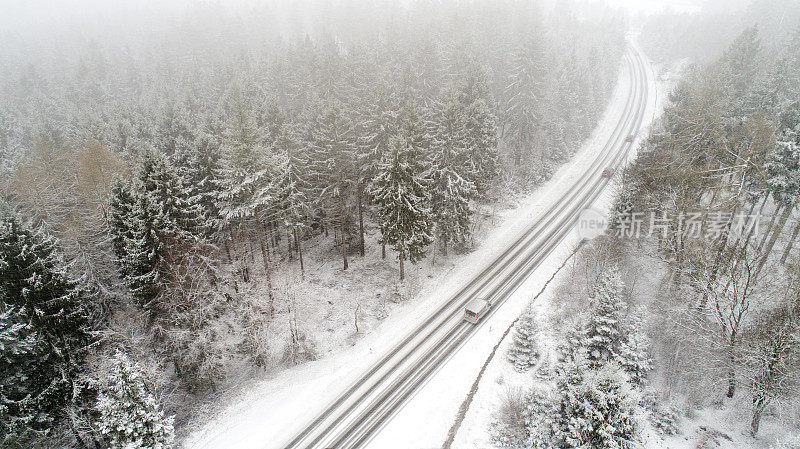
[448,50,799,449]
[447,42,666,449]
[184,41,659,449]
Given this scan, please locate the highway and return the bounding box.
[280,43,651,449]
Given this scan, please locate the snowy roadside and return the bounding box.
[444,43,672,449]
[184,43,658,449]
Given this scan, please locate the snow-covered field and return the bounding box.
[184,41,659,449]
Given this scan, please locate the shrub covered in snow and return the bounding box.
[641,392,680,436]
[555,364,640,449]
[489,386,558,448]
[97,352,174,449]
[489,386,530,448]
[507,309,541,372]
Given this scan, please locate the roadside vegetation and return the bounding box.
[492,3,800,447]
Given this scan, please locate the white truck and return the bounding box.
[463,298,490,324]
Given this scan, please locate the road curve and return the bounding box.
[281,44,651,449]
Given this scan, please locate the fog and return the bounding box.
[2,1,800,448]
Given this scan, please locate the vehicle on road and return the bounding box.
[464,298,490,324]
[601,167,616,178]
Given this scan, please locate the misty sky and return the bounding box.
[0,0,709,38]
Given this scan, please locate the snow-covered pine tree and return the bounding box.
[524,388,557,448]
[140,149,203,240]
[765,126,800,208]
[359,80,400,181]
[109,177,136,269]
[273,123,311,270]
[461,98,500,197]
[155,100,195,157]
[172,132,224,239]
[371,135,433,281]
[97,352,174,449]
[585,265,627,369]
[0,213,92,439]
[759,126,800,274]
[616,313,653,386]
[503,35,548,166]
[450,64,499,196]
[430,94,477,255]
[114,149,203,308]
[124,190,162,307]
[397,100,436,162]
[507,309,541,372]
[308,101,358,270]
[719,26,763,119]
[356,80,400,256]
[218,90,272,229]
[557,364,640,449]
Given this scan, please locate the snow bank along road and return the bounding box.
[278,43,651,449]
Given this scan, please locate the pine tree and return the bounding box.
[172,132,225,239]
[616,314,653,386]
[0,213,92,440]
[765,126,800,208]
[137,149,202,240]
[124,192,162,307]
[507,309,540,372]
[218,92,272,227]
[273,123,311,271]
[112,150,202,308]
[430,95,477,254]
[585,266,627,369]
[109,177,136,268]
[97,352,174,449]
[356,80,400,256]
[503,36,548,166]
[371,135,433,281]
[719,26,762,119]
[308,102,357,269]
[461,98,500,196]
[557,364,640,449]
[155,101,195,157]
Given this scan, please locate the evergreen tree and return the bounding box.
[109,177,136,268]
[371,135,433,280]
[507,309,540,372]
[124,192,162,307]
[503,36,548,166]
[139,149,201,240]
[112,150,202,307]
[155,101,195,157]
[557,364,640,449]
[765,126,800,208]
[356,80,400,255]
[308,102,357,269]
[0,213,92,440]
[273,123,311,270]
[585,266,627,369]
[359,81,400,181]
[461,98,500,196]
[97,352,174,449]
[172,132,225,239]
[719,26,762,118]
[218,92,272,226]
[430,95,477,254]
[614,312,653,386]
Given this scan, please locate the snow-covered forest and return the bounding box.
[488,1,800,448]
[0,1,627,448]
